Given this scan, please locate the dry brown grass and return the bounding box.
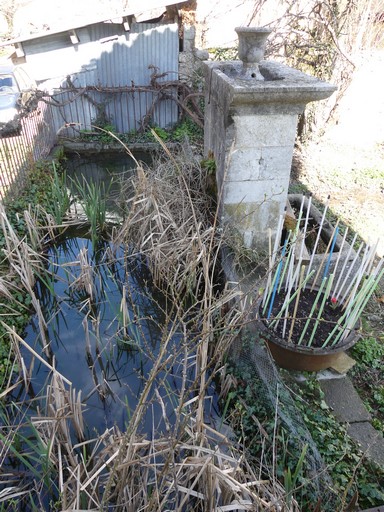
[0,143,299,510]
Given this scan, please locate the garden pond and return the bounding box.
[14,151,220,437]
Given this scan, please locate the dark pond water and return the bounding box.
[65,150,153,182]
[64,150,153,209]
[19,236,219,436]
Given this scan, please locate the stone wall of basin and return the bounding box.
[204,59,337,253]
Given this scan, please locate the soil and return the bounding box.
[262,289,345,348]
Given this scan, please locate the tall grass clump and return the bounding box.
[71,176,111,248]
[49,162,71,226]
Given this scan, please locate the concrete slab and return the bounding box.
[347,422,384,467]
[320,377,372,423]
[329,351,356,374]
[320,377,384,469]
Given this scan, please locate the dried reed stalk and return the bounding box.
[0,145,297,511]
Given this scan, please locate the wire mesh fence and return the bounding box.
[226,323,341,510]
[0,98,56,201]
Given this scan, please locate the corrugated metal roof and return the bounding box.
[0,0,185,47]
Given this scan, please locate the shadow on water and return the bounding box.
[17,236,219,436]
[64,150,154,213]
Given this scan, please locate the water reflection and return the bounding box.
[20,237,218,436]
[64,150,152,211]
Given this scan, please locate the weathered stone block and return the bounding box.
[203,49,336,251]
[234,114,298,147]
[223,176,286,202]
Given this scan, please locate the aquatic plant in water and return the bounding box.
[49,162,72,226]
[71,176,111,248]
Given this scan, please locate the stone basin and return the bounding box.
[204,49,337,252]
[207,60,337,112]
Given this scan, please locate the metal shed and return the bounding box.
[1,2,185,133]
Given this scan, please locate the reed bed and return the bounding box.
[0,145,297,510]
[113,143,218,301]
[1,369,294,511]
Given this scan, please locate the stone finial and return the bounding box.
[235,27,271,80]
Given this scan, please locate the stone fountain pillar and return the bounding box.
[204,27,337,253]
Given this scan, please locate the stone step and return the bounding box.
[320,376,384,468]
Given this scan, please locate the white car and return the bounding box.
[0,63,37,136]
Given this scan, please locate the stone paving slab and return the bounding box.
[320,377,372,423]
[320,376,384,470]
[347,422,384,467]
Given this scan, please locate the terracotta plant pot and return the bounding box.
[256,298,361,372]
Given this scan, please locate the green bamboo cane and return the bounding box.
[297,276,327,346]
[269,270,315,328]
[327,285,374,348]
[287,265,306,342]
[341,242,376,310]
[262,258,283,316]
[321,279,372,348]
[277,198,304,296]
[277,231,295,294]
[262,235,291,316]
[307,273,334,347]
[295,195,305,237]
[347,268,384,330]
[322,273,378,348]
[298,195,312,262]
[332,232,358,298]
[310,220,339,291]
[329,226,348,296]
[263,213,285,306]
[306,195,330,281]
[340,243,370,304]
[334,241,364,301]
[335,267,384,346]
[280,263,301,336]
